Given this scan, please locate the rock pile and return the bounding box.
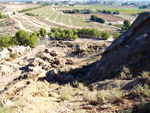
[0,46,31,76]
[0,46,31,61]
[26,49,74,83]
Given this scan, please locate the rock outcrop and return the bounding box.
[87,12,150,81]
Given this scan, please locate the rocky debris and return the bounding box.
[0,61,21,76]
[76,43,87,54]
[50,50,58,56]
[31,57,47,67]
[44,49,50,53]
[0,48,10,61]
[0,46,31,61]
[87,12,150,81]
[3,100,13,106]
[56,74,74,83]
[46,69,58,81]
[0,64,14,76]
[65,59,74,65]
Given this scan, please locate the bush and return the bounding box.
[91,15,105,23]
[0,35,14,48]
[26,13,38,16]
[48,32,53,39]
[96,17,105,23]
[101,31,110,40]
[15,30,38,47]
[15,30,30,45]
[91,15,97,21]
[121,20,131,31]
[39,27,47,37]
[113,32,121,39]
[29,34,38,48]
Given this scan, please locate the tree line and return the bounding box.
[0,27,111,48]
[0,12,9,18]
[47,27,78,40]
[78,28,110,40]
[97,10,120,15]
[63,9,93,14]
[19,4,46,13]
[0,30,39,48]
[26,13,39,16]
[42,27,110,40]
[91,15,105,23]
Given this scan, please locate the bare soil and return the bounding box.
[1,4,40,12]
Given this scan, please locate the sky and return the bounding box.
[0,0,149,2]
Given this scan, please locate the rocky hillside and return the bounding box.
[87,12,150,81]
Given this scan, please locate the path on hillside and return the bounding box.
[11,16,32,33]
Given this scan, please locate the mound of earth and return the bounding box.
[87,12,150,81]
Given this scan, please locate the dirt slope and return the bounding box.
[87,12,150,81]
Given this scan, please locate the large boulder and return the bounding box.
[76,43,87,54]
[87,12,150,81]
[46,69,58,81]
[50,50,58,57]
[56,74,74,83]
[31,57,46,66]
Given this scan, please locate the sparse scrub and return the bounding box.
[36,51,44,59]
[120,66,132,79]
[9,53,18,59]
[141,71,149,78]
[6,57,13,61]
[113,32,121,39]
[60,83,73,101]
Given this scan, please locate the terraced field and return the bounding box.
[27,6,106,29]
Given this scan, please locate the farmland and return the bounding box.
[56,4,147,14]
[27,6,112,30]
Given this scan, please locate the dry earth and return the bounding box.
[1,4,40,12]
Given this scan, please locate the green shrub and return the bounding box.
[0,35,14,48]
[15,30,30,45]
[101,31,110,40]
[113,32,121,39]
[39,27,47,37]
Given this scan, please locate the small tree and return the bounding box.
[0,13,3,18]
[39,27,47,37]
[29,34,38,48]
[73,34,78,39]
[55,30,61,40]
[48,32,53,39]
[101,31,110,40]
[15,30,30,45]
[35,31,40,37]
[96,18,105,23]
[13,12,16,15]
[91,15,97,21]
[122,20,131,30]
[0,35,12,47]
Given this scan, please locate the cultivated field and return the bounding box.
[56,4,147,14]
[27,6,113,30]
[73,13,125,22]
